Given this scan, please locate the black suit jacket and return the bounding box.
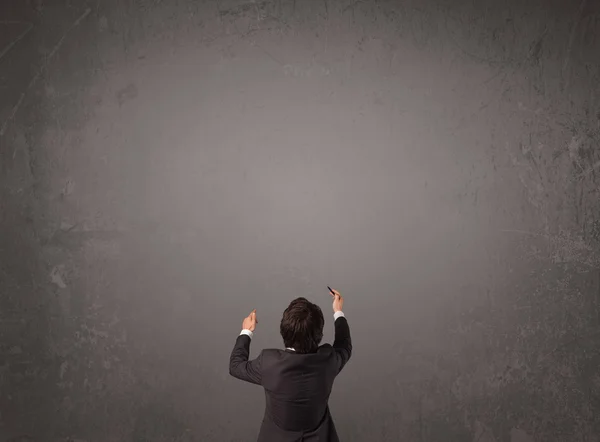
[229,316,352,442]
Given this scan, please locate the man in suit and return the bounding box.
[229,288,352,442]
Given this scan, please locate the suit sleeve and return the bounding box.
[332,316,352,374]
[229,334,263,385]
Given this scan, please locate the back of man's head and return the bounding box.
[280,297,324,354]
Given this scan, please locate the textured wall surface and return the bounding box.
[1,0,599,441]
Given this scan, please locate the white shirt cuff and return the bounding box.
[333,311,345,320]
[240,329,253,339]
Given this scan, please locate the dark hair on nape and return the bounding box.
[280,297,325,354]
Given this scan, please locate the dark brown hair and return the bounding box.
[280,297,324,354]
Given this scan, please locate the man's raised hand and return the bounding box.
[242,309,258,332]
[330,288,343,313]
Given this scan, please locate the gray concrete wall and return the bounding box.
[1,0,599,441]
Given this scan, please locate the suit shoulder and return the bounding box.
[318,343,334,353]
[259,348,282,359]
